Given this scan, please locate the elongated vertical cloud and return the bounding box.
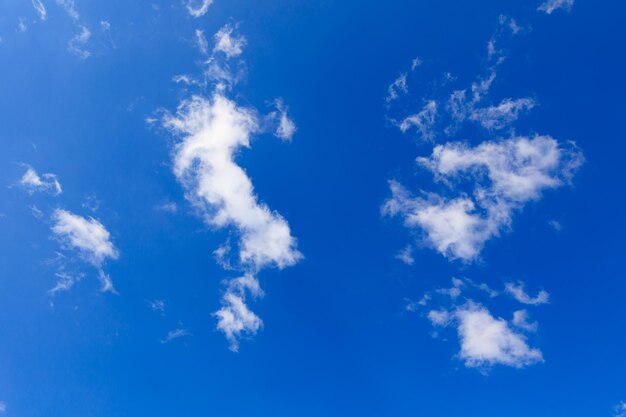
[163,24,301,350]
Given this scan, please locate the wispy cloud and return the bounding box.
[161,328,191,344]
[32,0,47,21]
[68,25,91,59]
[615,402,626,417]
[17,166,62,195]
[186,0,213,18]
[56,0,79,21]
[538,0,575,14]
[213,24,246,59]
[505,282,550,305]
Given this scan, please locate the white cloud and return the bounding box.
[387,73,408,103]
[454,302,543,369]
[164,94,302,270]
[100,20,111,31]
[213,24,246,59]
[18,166,62,195]
[505,281,550,305]
[195,29,209,55]
[214,274,264,351]
[399,100,437,141]
[56,0,79,21]
[48,271,83,295]
[615,402,626,417]
[156,201,178,213]
[186,0,213,18]
[164,24,300,350]
[395,245,414,265]
[270,99,297,141]
[469,98,536,130]
[384,136,583,261]
[538,0,574,14]
[32,0,47,21]
[51,209,118,267]
[18,18,27,33]
[68,25,91,59]
[512,309,538,332]
[161,328,191,344]
[149,299,166,313]
[98,270,117,294]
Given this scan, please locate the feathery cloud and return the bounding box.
[32,0,47,21]
[213,24,246,58]
[538,0,574,14]
[505,282,550,305]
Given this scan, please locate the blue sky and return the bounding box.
[0,0,625,415]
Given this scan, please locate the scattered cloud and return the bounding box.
[52,209,118,266]
[32,0,48,21]
[214,274,264,351]
[17,165,62,195]
[51,209,119,293]
[416,278,547,370]
[384,136,583,261]
[387,73,408,103]
[538,0,574,14]
[399,100,438,141]
[505,281,549,305]
[149,299,166,314]
[452,302,543,368]
[548,219,563,231]
[395,245,414,265]
[186,0,213,18]
[161,328,191,344]
[269,99,297,141]
[18,18,27,33]
[68,25,91,59]
[213,24,246,59]
[195,29,209,55]
[0,401,5,413]
[156,201,178,213]
[615,402,626,417]
[48,271,83,295]
[56,0,79,21]
[468,97,536,130]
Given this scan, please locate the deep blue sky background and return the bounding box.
[0,0,625,416]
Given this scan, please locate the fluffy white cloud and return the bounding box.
[214,274,264,351]
[538,0,574,14]
[213,24,246,59]
[51,209,118,267]
[18,166,62,195]
[505,281,549,305]
[453,302,543,368]
[186,0,213,18]
[164,94,302,270]
[32,0,47,21]
[384,135,583,260]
